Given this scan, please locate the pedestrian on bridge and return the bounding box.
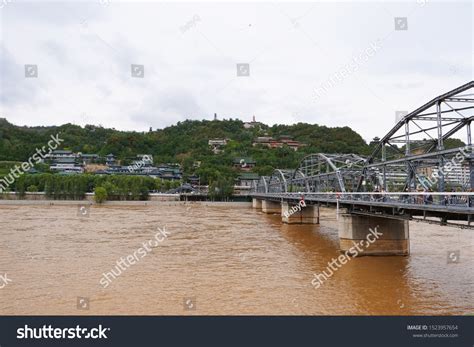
[424,189,433,205]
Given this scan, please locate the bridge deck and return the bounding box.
[252,193,473,215]
[251,194,474,229]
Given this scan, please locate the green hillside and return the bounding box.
[0,117,371,183]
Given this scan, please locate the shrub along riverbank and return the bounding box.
[1,174,181,201]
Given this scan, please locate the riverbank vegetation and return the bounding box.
[4,174,181,201]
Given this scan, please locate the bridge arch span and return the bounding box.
[267,169,292,193]
[255,176,269,194]
[293,153,367,193]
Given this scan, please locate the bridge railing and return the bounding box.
[340,192,473,208]
[257,192,474,209]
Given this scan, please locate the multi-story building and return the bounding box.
[44,150,76,161]
[79,154,99,165]
[234,173,259,195]
[106,154,116,166]
[136,154,154,166]
[49,156,84,174]
[252,135,304,151]
[208,139,228,154]
[243,115,261,129]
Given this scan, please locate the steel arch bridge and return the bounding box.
[252,81,474,227]
[255,81,474,195]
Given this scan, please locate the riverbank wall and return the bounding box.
[0,192,252,207]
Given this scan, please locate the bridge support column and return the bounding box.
[281,202,320,224]
[261,200,281,214]
[252,198,262,209]
[338,214,409,256]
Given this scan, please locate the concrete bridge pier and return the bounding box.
[338,214,409,256]
[261,200,281,214]
[252,198,262,209]
[282,202,320,224]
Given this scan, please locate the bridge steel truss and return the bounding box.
[292,153,367,193]
[253,82,474,226]
[361,81,474,193]
[256,81,474,196]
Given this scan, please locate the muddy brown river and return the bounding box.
[0,202,472,315]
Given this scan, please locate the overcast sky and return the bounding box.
[0,0,472,142]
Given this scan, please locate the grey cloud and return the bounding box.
[130,88,204,128]
[0,1,471,142]
[10,1,104,26]
[41,40,70,65]
[0,45,40,107]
